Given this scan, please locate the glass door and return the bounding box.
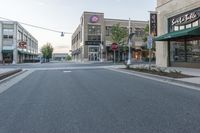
[89,52,99,61]
[88,46,100,61]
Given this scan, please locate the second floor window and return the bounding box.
[106,26,112,36]
[135,28,145,37]
[3,29,14,39]
[88,35,101,41]
[88,25,101,35]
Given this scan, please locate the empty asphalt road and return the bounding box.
[0,68,200,133]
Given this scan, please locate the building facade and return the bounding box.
[156,0,200,68]
[52,53,68,61]
[71,12,148,62]
[0,21,38,64]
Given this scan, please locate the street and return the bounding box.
[0,62,200,133]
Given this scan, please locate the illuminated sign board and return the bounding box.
[90,15,99,23]
[169,8,200,26]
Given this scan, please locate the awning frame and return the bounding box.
[155,26,200,41]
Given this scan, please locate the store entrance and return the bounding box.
[88,46,100,61]
[89,52,99,61]
[3,52,13,63]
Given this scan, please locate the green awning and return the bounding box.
[18,50,28,54]
[2,50,13,53]
[18,50,38,56]
[155,26,200,41]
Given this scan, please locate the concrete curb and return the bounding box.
[108,68,200,89]
[0,70,27,84]
[0,69,22,80]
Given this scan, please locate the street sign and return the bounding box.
[111,43,118,64]
[111,43,118,51]
[147,35,153,49]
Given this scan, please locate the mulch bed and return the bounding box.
[0,69,22,80]
[124,68,195,78]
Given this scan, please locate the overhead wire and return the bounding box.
[0,16,72,35]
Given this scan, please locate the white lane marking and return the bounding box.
[63,71,72,73]
[26,65,123,71]
[0,70,34,94]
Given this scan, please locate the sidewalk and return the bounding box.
[168,67,200,85]
[114,64,200,87]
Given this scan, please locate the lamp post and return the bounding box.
[100,32,103,62]
[127,18,132,65]
[148,11,158,69]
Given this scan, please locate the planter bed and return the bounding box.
[124,67,195,78]
[0,69,22,80]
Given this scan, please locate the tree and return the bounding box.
[41,43,54,62]
[66,55,72,61]
[111,23,128,62]
[143,24,149,43]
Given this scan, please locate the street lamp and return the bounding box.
[100,43,103,62]
[127,18,135,66]
[61,32,64,37]
[127,18,131,65]
[100,32,103,62]
[127,40,131,65]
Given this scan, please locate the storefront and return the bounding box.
[0,21,38,64]
[156,7,200,68]
[2,50,13,63]
[71,11,147,62]
[88,46,100,61]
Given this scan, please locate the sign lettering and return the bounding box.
[171,9,200,26]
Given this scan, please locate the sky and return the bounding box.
[0,0,156,53]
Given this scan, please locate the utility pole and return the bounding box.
[127,18,131,65]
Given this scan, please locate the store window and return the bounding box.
[106,26,112,36]
[24,35,28,41]
[88,25,101,35]
[89,47,99,52]
[186,24,192,29]
[88,35,101,41]
[17,30,23,41]
[170,39,200,63]
[3,24,14,29]
[3,29,14,39]
[179,26,185,30]
[170,41,186,62]
[192,20,199,27]
[186,40,200,63]
[135,28,145,37]
[174,26,179,31]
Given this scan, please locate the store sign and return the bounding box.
[150,13,157,36]
[171,9,200,26]
[90,15,99,23]
[85,41,101,45]
[18,41,27,49]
